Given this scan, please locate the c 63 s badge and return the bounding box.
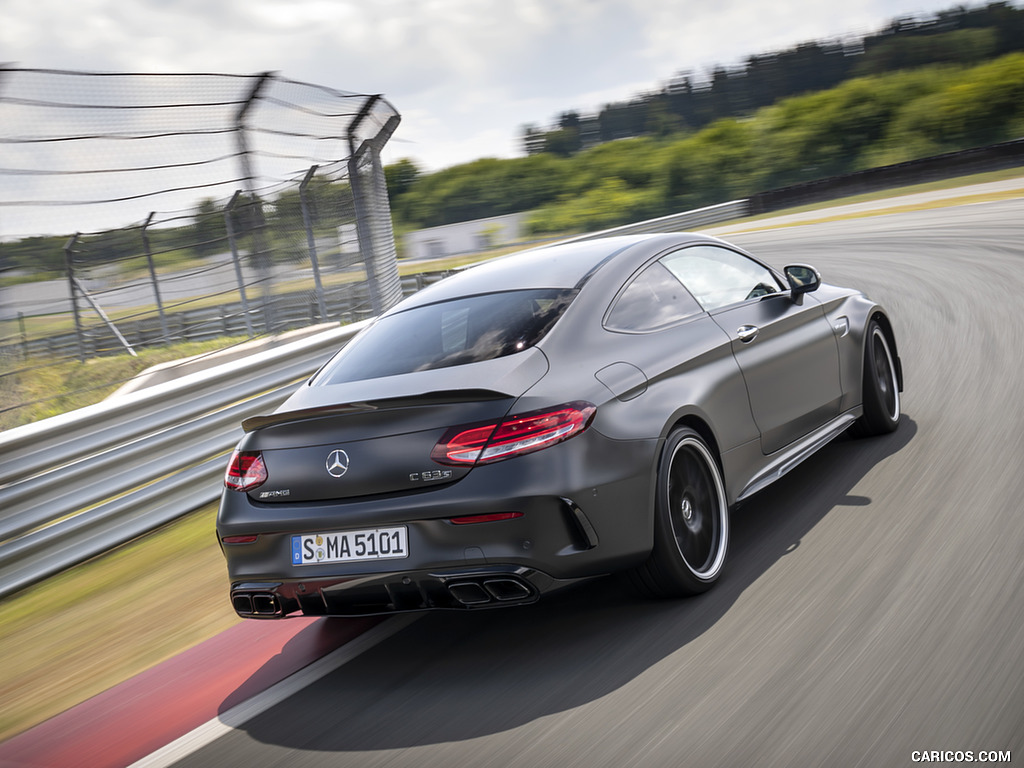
[409,470,453,482]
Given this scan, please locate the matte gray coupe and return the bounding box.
[218,232,902,617]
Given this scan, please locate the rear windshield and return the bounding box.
[313,289,576,385]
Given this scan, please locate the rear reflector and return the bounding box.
[221,534,259,544]
[224,450,268,492]
[432,401,596,466]
[449,512,524,525]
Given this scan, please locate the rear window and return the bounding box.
[314,289,576,385]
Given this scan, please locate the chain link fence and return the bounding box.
[0,68,402,377]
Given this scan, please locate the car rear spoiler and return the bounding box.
[241,389,511,433]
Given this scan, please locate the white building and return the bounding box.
[403,213,526,261]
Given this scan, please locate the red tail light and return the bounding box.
[224,450,268,492]
[431,401,596,466]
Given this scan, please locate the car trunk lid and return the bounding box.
[239,350,546,502]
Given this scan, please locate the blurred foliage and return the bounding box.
[521,1,1024,156]
[0,236,67,276]
[529,177,661,234]
[384,158,421,198]
[390,154,571,228]
[387,51,1024,235]
[853,28,998,74]
[880,55,1024,149]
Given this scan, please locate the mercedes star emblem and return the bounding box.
[326,449,350,478]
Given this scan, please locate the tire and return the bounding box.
[850,320,901,438]
[632,428,729,597]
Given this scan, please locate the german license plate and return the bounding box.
[291,526,408,566]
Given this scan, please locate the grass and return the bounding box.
[715,186,1024,236]
[721,185,1024,235]
[0,273,62,289]
[0,336,251,431]
[0,504,239,742]
[722,166,1024,226]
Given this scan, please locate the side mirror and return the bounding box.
[784,264,820,303]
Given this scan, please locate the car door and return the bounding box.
[598,256,761,455]
[663,245,843,455]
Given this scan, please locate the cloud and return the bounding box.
[2,0,974,175]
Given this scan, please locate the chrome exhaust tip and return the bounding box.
[448,582,491,605]
[232,593,254,614]
[251,593,280,615]
[483,578,532,602]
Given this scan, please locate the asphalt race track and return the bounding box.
[156,199,1024,766]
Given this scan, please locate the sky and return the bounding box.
[0,0,986,175]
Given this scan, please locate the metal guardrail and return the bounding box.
[0,201,749,599]
[560,200,749,242]
[0,322,369,598]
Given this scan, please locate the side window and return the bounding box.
[662,245,781,311]
[605,261,703,333]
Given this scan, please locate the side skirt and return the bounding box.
[735,410,860,503]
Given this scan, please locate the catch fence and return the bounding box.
[0,68,402,374]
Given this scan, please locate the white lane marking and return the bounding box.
[129,614,421,768]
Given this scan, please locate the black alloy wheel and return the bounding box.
[851,320,901,437]
[632,427,729,597]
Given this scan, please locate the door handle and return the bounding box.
[736,325,759,343]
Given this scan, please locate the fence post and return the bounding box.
[18,312,28,361]
[346,97,383,315]
[224,191,254,338]
[141,212,170,343]
[299,165,329,322]
[347,101,402,316]
[235,72,275,334]
[63,234,85,363]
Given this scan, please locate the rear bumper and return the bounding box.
[217,429,658,618]
[230,564,583,618]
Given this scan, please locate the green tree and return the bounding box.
[543,127,582,157]
[855,28,998,75]
[528,177,660,234]
[384,158,421,199]
[0,235,67,274]
[878,53,1024,152]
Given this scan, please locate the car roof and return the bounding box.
[393,232,717,312]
